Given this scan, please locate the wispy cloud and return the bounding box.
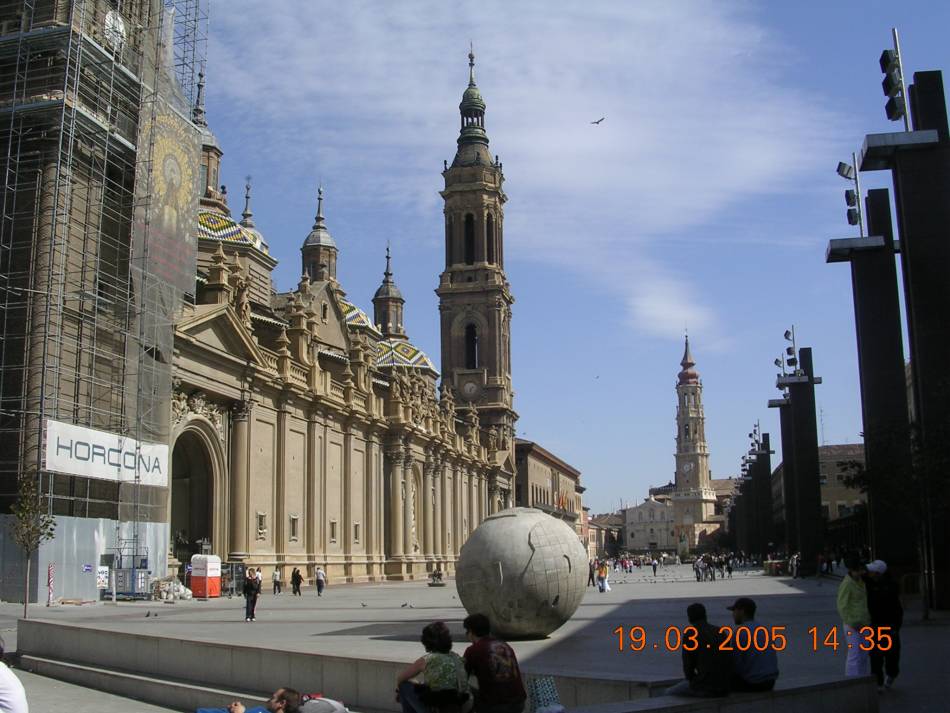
[210,2,843,346]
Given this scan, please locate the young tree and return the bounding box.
[9,472,56,619]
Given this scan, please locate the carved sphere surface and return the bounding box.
[456,507,588,639]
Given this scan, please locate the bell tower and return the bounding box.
[672,336,717,550]
[436,49,516,447]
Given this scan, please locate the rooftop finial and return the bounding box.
[193,66,207,127]
[241,175,255,226]
[468,42,476,86]
[316,184,324,220]
[384,242,392,280]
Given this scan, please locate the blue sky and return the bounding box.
[203,2,949,514]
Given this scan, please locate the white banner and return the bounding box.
[45,419,168,487]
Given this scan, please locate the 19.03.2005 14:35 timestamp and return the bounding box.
[612,625,894,653]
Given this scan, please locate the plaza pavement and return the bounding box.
[2,564,948,712]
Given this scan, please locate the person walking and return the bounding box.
[837,559,871,677]
[596,561,608,593]
[315,566,327,596]
[587,560,596,588]
[651,558,658,577]
[272,567,282,596]
[462,613,527,713]
[243,568,261,622]
[664,603,731,697]
[865,560,902,690]
[291,567,303,596]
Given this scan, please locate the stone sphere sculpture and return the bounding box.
[456,507,588,639]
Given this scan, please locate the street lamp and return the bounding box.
[837,154,864,237]
[783,326,801,375]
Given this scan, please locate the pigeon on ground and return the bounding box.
[408,603,414,609]
[401,602,409,608]
[360,602,368,607]
[145,611,151,617]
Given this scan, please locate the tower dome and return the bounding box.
[453,47,492,166]
[301,186,338,281]
[373,246,405,338]
[303,186,336,249]
[678,335,700,385]
[238,179,269,254]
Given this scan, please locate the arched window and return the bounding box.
[465,323,479,368]
[446,216,454,266]
[464,214,475,264]
[486,214,495,264]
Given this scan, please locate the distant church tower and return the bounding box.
[436,49,516,457]
[672,336,717,552]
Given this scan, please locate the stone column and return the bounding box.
[365,433,378,575]
[423,454,435,559]
[403,444,414,555]
[305,412,318,559]
[229,400,251,560]
[434,456,445,561]
[453,462,462,556]
[467,468,476,537]
[488,478,499,515]
[476,470,484,526]
[386,446,404,558]
[275,398,290,562]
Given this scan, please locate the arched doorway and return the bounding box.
[170,430,214,569]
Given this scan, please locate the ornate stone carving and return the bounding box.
[231,399,252,422]
[172,389,226,440]
[465,407,480,444]
[487,425,499,453]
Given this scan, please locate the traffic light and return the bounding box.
[845,189,860,225]
[880,49,906,122]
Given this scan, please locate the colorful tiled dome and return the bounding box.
[198,210,245,242]
[197,210,269,254]
[376,338,438,374]
[340,300,382,335]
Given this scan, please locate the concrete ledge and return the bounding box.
[568,675,878,713]
[20,655,270,712]
[17,620,877,713]
[17,620,666,712]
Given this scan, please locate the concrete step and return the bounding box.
[19,654,270,712]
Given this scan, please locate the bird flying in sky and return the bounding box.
[591,117,605,125]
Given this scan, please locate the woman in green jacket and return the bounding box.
[836,559,871,677]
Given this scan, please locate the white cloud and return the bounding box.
[209,1,843,346]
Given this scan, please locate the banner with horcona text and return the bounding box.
[44,419,168,487]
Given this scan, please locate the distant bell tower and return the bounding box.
[301,187,337,282]
[373,246,405,338]
[435,49,516,447]
[673,336,717,551]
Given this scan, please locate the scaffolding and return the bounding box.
[0,0,206,600]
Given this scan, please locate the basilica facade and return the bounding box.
[169,52,516,582]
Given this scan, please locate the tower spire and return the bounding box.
[678,335,699,385]
[373,243,405,338]
[469,42,476,86]
[301,184,338,281]
[193,67,207,127]
[240,175,255,227]
[315,185,324,225]
[454,46,489,163]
